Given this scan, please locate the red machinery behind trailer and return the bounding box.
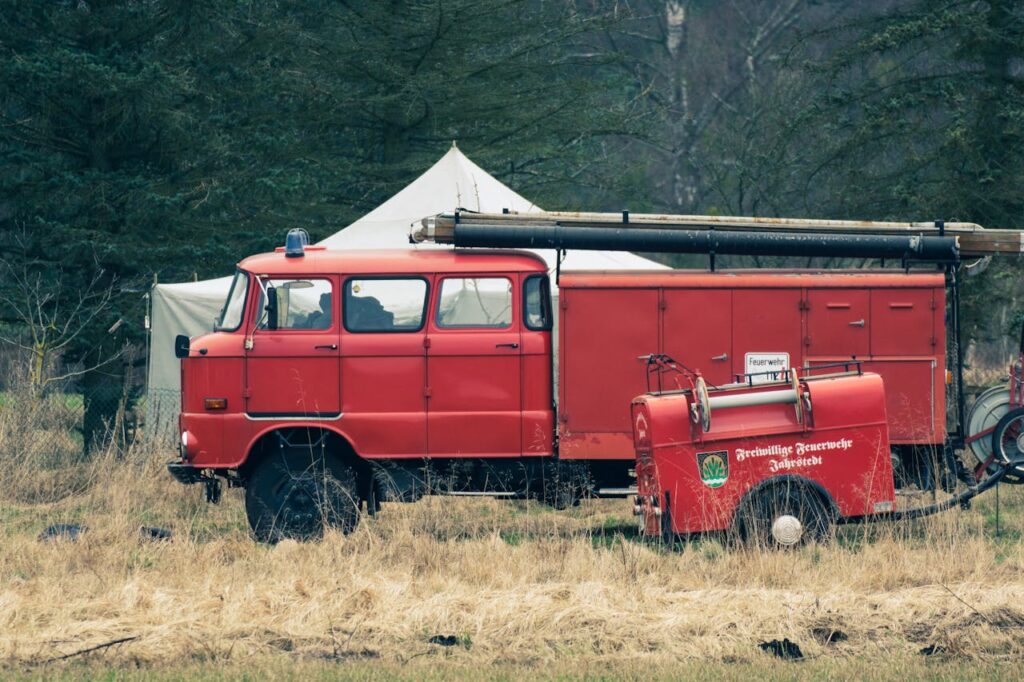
[558,271,946,463]
[631,364,896,544]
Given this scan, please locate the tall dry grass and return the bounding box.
[2,403,1024,674]
[3,448,1024,670]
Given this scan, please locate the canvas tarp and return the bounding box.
[147,145,667,439]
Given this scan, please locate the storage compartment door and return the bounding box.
[732,289,802,383]
[662,289,732,385]
[561,288,659,437]
[871,290,936,356]
[860,359,941,442]
[806,289,870,357]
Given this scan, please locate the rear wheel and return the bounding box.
[245,447,360,543]
[735,483,833,548]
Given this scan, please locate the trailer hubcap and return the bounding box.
[771,515,803,546]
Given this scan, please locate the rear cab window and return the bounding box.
[436,277,514,328]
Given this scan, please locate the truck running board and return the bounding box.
[442,490,518,497]
[594,487,638,497]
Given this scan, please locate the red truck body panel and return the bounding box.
[631,372,896,536]
[558,271,945,461]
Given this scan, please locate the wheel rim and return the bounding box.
[273,472,324,536]
[996,413,1024,466]
[771,514,803,546]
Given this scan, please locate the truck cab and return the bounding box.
[171,237,555,541]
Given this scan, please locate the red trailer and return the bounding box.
[167,228,966,542]
[631,367,896,545]
[630,357,1017,547]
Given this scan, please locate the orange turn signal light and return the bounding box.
[204,398,228,411]
[945,370,953,386]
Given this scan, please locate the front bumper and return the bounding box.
[167,461,206,485]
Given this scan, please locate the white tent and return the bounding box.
[147,145,666,438]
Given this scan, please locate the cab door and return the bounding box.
[339,276,429,457]
[245,276,340,417]
[426,275,522,457]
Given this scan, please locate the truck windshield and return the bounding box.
[215,271,248,331]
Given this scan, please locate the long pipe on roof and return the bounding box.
[450,224,960,263]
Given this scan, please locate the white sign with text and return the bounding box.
[744,352,790,384]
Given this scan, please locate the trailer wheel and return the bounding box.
[736,483,833,549]
[245,447,360,543]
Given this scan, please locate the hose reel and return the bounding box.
[692,369,806,432]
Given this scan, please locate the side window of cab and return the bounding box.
[256,278,334,330]
[344,277,429,332]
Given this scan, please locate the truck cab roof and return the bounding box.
[238,247,549,276]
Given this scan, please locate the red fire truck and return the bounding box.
[169,224,972,542]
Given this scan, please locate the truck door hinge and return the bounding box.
[659,298,667,311]
[799,299,810,311]
[931,337,937,347]
[804,336,812,347]
[559,412,568,422]
[423,337,431,349]
[243,387,252,399]
[424,386,432,399]
[560,297,568,310]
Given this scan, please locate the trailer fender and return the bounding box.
[733,474,840,527]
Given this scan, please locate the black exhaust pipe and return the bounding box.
[452,224,959,262]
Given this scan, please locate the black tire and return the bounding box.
[245,447,360,543]
[735,482,833,549]
[991,407,1024,484]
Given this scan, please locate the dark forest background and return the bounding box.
[1,0,1022,441]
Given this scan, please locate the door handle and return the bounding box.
[849,319,865,327]
[496,343,519,349]
[711,353,728,362]
[314,344,338,350]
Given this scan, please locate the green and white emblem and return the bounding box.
[697,450,729,488]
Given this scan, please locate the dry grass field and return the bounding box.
[1,442,1024,681]
[3,376,1024,680]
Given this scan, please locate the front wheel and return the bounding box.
[735,483,833,549]
[245,447,360,543]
